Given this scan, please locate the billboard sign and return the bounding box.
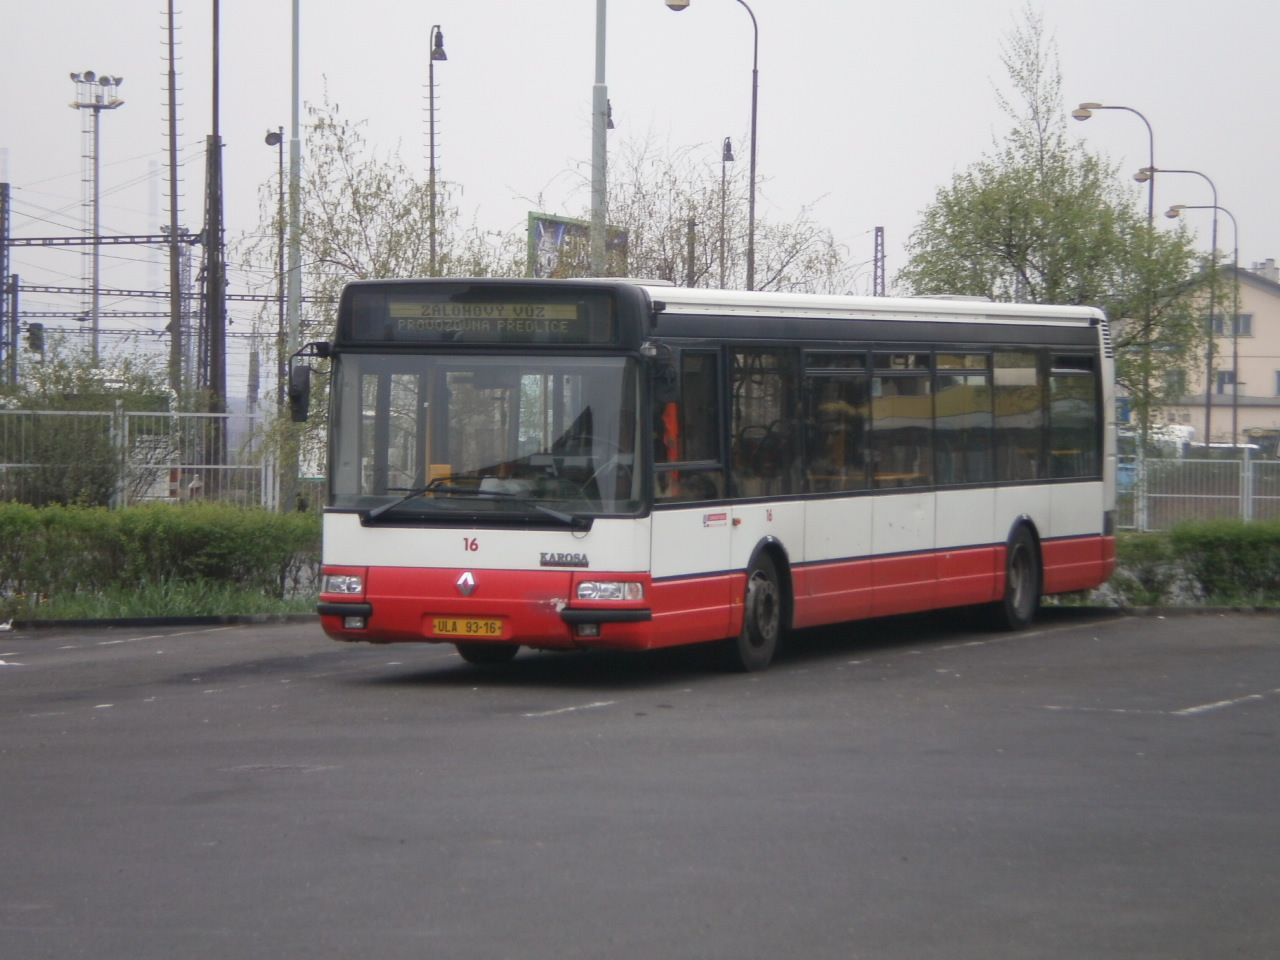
[526,212,628,279]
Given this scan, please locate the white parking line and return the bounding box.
[523,700,617,719]
[1173,688,1280,717]
[98,626,235,647]
[1045,687,1280,718]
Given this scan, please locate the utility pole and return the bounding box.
[69,71,124,366]
[1,182,12,385]
[589,0,608,276]
[166,0,183,396]
[873,226,886,296]
[204,0,227,418]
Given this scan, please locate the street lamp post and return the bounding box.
[1073,102,1155,224]
[70,71,125,366]
[428,25,448,276]
[1167,202,1240,443]
[265,128,286,411]
[1072,101,1155,528]
[720,137,734,289]
[667,0,758,290]
[1145,167,1219,442]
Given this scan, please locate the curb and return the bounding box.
[5,613,320,631]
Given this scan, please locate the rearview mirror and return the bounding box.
[288,364,312,423]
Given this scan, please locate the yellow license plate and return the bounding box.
[432,617,503,639]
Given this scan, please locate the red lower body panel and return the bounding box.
[320,566,653,651]
[1042,535,1116,594]
[319,535,1115,651]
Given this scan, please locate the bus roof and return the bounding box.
[635,283,1106,328]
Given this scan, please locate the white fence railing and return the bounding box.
[1118,457,1280,531]
[0,407,279,509]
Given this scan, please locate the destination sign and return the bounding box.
[383,299,611,345]
[337,284,631,348]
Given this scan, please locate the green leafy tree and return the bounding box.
[896,8,1206,431]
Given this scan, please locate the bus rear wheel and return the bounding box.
[456,642,520,665]
[990,526,1040,630]
[725,555,783,672]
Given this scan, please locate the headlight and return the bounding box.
[323,574,365,595]
[576,581,645,601]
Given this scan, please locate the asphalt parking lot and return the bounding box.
[2,608,1277,960]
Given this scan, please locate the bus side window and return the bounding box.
[1049,356,1099,478]
[870,353,932,489]
[994,350,1045,482]
[802,353,870,493]
[731,349,798,498]
[654,350,725,502]
[934,354,992,486]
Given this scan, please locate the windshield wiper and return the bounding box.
[366,485,591,529]
[532,503,592,531]
[365,480,525,520]
[365,484,435,520]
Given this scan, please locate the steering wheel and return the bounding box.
[579,439,631,498]
[736,422,785,477]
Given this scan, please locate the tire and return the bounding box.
[455,642,520,665]
[990,526,1041,630]
[725,554,784,672]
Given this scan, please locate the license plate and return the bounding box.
[432,617,503,639]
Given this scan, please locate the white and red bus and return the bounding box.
[294,278,1116,670]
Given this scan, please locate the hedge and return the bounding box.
[0,502,320,619]
[1108,520,1280,607]
[3,504,1276,620]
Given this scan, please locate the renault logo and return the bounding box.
[456,571,477,596]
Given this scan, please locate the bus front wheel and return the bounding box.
[725,555,783,672]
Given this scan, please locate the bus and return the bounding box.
[292,278,1116,671]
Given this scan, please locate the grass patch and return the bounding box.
[15,580,316,622]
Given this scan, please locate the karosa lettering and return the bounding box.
[540,552,589,568]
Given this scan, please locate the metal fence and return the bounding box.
[6,407,1279,525]
[0,407,280,509]
[1118,456,1280,531]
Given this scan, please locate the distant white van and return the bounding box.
[1185,442,1263,461]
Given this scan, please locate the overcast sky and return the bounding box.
[3,0,1277,399]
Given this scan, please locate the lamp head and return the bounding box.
[1134,167,1153,183]
[431,26,447,61]
[666,0,691,10]
[1071,107,1092,122]
[1165,205,1185,220]
[265,130,283,147]
[722,137,735,162]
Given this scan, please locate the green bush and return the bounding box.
[0,502,320,620]
[1100,521,1280,607]
[1111,532,1180,606]
[1168,519,1280,604]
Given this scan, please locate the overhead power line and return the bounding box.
[16,282,331,303]
[6,233,202,247]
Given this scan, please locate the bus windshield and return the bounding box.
[330,353,643,519]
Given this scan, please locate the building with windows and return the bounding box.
[1159,259,1280,451]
